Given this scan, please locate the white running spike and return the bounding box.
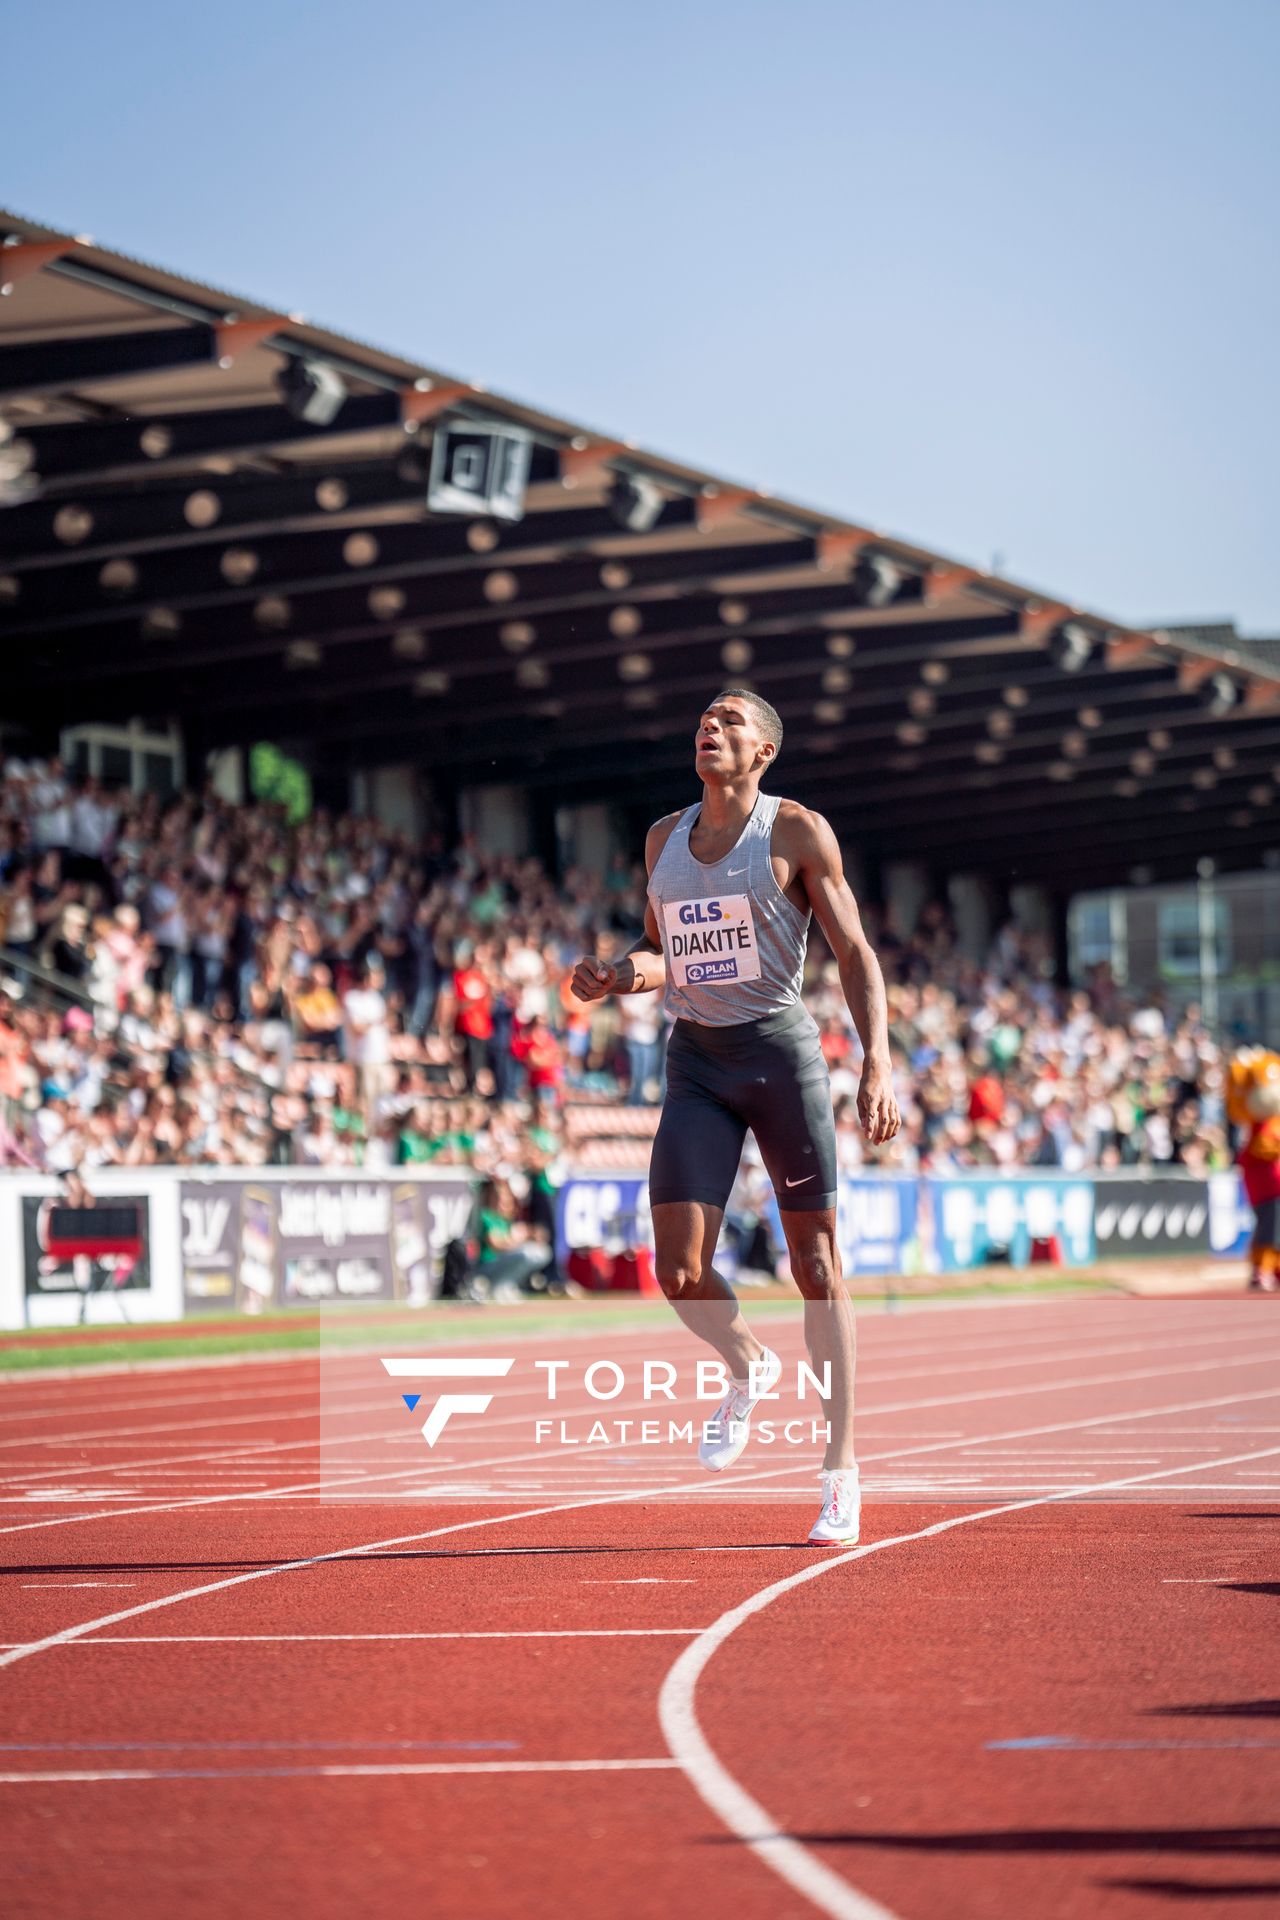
[808,1468,861,1546]
[698,1348,783,1473]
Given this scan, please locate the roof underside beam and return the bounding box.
[1,524,813,634]
[0,464,640,568]
[0,324,231,397]
[163,636,1148,742]
[5,564,936,692]
[9,394,409,486]
[13,607,1010,715]
[148,669,1272,796]
[1,213,1274,902]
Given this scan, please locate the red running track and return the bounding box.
[0,1295,1277,1919]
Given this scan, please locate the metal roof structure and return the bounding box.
[1,206,1278,893]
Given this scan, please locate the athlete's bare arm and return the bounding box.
[569,813,679,1002]
[777,803,901,1146]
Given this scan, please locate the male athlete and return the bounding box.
[571,689,900,1544]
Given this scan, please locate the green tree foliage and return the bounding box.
[249,742,312,825]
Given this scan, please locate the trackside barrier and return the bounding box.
[0,1167,1254,1330]
[0,1169,474,1330]
[556,1169,1254,1279]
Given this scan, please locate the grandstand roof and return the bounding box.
[1,206,1278,892]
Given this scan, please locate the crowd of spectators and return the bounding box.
[0,755,1237,1184]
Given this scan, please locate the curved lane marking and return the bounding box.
[657,1438,1280,1920]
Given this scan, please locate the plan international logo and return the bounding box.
[662,895,761,990]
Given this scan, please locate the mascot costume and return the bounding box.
[1227,1048,1280,1292]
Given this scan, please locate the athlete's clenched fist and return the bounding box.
[570,957,618,1002]
[857,1055,901,1146]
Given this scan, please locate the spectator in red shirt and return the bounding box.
[512,1013,565,1099]
[452,944,495,1088]
[968,1062,1006,1125]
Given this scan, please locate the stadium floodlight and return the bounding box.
[276,356,348,426]
[854,553,903,609]
[1199,671,1240,716]
[0,414,38,506]
[1049,621,1094,673]
[428,419,533,523]
[608,471,666,533]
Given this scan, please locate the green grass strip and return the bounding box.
[0,1272,1119,1374]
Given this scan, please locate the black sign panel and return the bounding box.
[1092,1180,1211,1256]
[47,1203,143,1255]
[23,1195,151,1296]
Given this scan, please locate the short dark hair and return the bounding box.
[714,687,783,759]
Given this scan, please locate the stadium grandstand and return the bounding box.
[8,6,1280,1904]
[1,206,1278,1204]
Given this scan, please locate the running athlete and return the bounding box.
[570,689,900,1544]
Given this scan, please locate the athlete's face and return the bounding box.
[695,699,774,780]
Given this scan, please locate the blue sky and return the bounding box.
[5,0,1277,630]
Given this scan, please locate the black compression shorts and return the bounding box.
[649,1002,838,1213]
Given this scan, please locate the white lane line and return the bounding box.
[374,1338,1280,1458]
[0,1369,356,1434]
[0,1313,733,1414]
[375,1482,1280,1497]
[814,1322,1278,1392]
[0,1326,715,1447]
[0,1299,1261,1418]
[7,1369,1279,1538]
[9,1313,1270,1509]
[375,1380,1280,1506]
[657,1436,1280,1920]
[0,1757,682,1784]
[0,1475,805,1674]
[0,1364,320,1419]
[6,1339,1275,1538]
[0,1444,294,1493]
[1126,1482,1280,1491]
[5,1316,1270,1458]
[4,1384,1278,1682]
[825,1347,1280,1424]
[0,1628,705,1645]
[855,1384,1280,1474]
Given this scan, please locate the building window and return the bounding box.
[142,751,178,798]
[61,720,184,797]
[1069,894,1114,972]
[1158,895,1232,977]
[100,743,133,789]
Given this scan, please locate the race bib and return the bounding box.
[663,894,762,989]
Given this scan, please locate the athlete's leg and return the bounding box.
[741,1016,848,1471]
[649,1035,763,1377]
[651,1201,766,1378]
[776,1207,853,1470]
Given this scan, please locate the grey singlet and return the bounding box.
[647,790,810,1026]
